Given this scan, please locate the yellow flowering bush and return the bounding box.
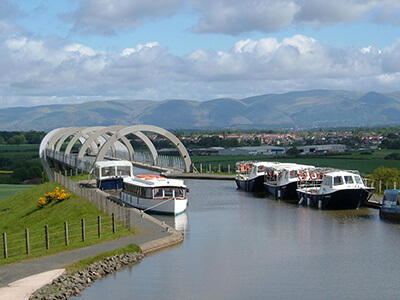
[37,187,71,208]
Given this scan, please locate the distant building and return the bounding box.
[218,146,286,156]
[297,144,346,154]
[190,147,225,156]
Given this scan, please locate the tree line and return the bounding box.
[0,131,47,145]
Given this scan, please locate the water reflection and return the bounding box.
[75,179,400,300]
[155,212,189,232]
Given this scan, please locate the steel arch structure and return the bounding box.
[40,125,192,180]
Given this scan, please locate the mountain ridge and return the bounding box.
[2,89,400,131]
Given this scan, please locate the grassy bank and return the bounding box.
[0,184,35,202]
[0,181,133,265]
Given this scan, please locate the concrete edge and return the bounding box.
[0,269,65,300]
[140,232,184,255]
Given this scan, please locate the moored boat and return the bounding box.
[94,160,133,190]
[379,189,400,222]
[264,163,316,200]
[297,170,375,209]
[121,174,189,215]
[235,161,279,192]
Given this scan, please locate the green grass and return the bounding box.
[69,173,94,182]
[0,182,133,265]
[0,184,35,202]
[191,149,400,175]
[0,144,39,152]
[65,244,142,273]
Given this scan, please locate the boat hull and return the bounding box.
[265,181,298,200]
[120,191,188,215]
[298,188,372,210]
[379,207,400,222]
[235,176,265,192]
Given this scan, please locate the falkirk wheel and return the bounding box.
[40,125,192,181]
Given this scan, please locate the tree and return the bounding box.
[286,146,300,157]
[7,134,27,145]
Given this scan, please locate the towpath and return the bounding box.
[0,209,183,299]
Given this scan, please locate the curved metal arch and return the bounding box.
[95,125,192,172]
[64,126,105,155]
[77,126,136,161]
[40,128,66,181]
[55,127,90,152]
[47,127,81,150]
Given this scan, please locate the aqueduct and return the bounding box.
[40,125,192,181]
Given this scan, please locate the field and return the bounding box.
[0,181,132,265]
[190,149,400,175]
[0,184,35,201]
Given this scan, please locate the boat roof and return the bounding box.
[324,170,361,177]
[267,163,315,171]
[94,160,132,168]
[384,189,400,195]
[123,175,186,188]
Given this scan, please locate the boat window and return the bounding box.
[175,188,185,198]
[354,176,362,184]
[289,170,297,179]
[145,188,152,198]
[94,167,100,178]
[102,166,115,177]
[164,188,173,198]
[333,176,344,186]
[322,176,332,188]
[153,188,163,198]
[344,176,354,184]
[117,166,131,176]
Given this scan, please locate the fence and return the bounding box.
[1,215,122,259]
[1,172,138,260]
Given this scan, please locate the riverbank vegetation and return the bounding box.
[0,181,133,266]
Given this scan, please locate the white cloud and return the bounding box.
[190,0,400,34]
[72,0,185,34]
[1,33,400,108]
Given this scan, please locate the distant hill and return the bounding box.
[2,90,400,131]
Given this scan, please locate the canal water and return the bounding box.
[75,179,400,299]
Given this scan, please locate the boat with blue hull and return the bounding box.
[297,170,375,209]
[379,189,400,222]
[235,161,279,192]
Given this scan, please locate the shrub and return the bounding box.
[37,187,71,208]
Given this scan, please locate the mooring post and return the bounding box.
[25,229,30,255]
[3,233,7,259]
[64,221,69,246]
[45,225,49,250]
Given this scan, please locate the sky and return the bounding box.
[1,0,400,108]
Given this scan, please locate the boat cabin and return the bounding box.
[382,189,400,208]
[319,171,364,191]
[94,160,133,190]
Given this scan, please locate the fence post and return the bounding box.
[81,218,85,242]
[64,222,69,246]
[395,182,397,190]
[25,229,30,255]
[218,164,221,172]
[228,164,230,174]
[200,163,203,173]
[3,233,7,259]
[45,225,49,250]
[98,216,101,238]
[112,213,116,234]
[379,180,382,194]
[127,209,131,231]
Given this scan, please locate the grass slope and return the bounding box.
[0,184,35,202]
[0,181,133,265]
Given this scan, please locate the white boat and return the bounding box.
[264,163,317,200]
[297,170,375,209]
[94,160,133,190]
[235,161,279,192]
[121,175,189,215]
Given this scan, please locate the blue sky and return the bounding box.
[1,0,400,108]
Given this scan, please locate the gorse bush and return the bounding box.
[37,187,71,208]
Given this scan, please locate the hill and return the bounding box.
[2,90,400,131]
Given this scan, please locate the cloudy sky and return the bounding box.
[1,0,400,108]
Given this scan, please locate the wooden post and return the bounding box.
[45,225,49,250]
[98,216,101,238]
[228,164,230,174]
[218,164,221,172]
[112,213,116,234]
[64,170,67,177]
[25,229,30,255]
[200,163,202,173]
[209,164,211,173]
[379,180,382,194]
[3,233,7,259]
[81,218,85,242]
[64,222,69,246]
[395,182,397,190]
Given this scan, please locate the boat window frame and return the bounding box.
[344,175,354,184]
[333,176,344,186]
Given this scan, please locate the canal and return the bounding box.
[74,179,400,299]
